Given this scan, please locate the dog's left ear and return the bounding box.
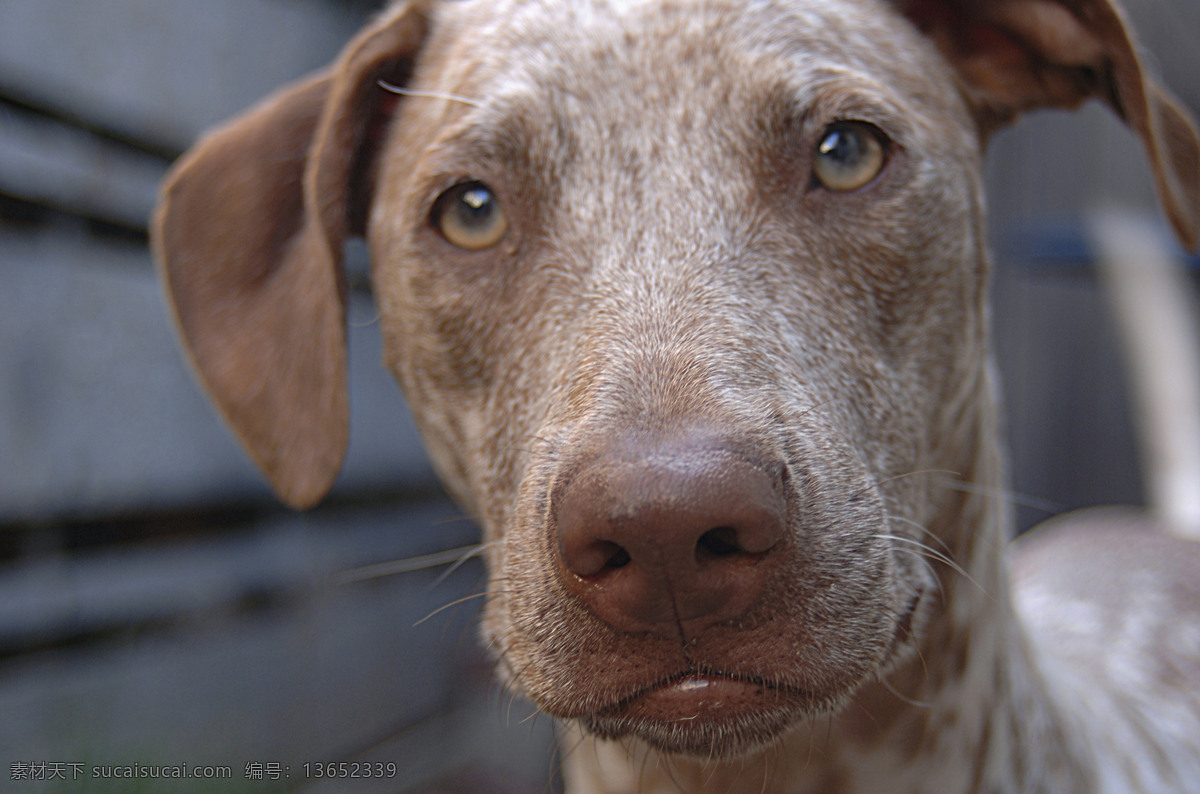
[898,0,1200,252]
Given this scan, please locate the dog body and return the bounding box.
[154,0,1200,791]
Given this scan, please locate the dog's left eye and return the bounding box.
[813,122,888,192]
[431,180,509,250]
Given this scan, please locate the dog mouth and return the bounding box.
[578,669,829,757]
[570,591,926,756]
[622,672,788,717]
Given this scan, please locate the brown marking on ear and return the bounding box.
[898,0,1200,251]
[152,3,430,508]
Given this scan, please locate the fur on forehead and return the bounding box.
[417,0,971,126]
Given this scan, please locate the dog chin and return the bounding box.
[576,675,845,759]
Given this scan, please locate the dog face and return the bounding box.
[370,0,984,755]
[155,0,1199,761]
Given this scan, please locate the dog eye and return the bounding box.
[431,181,509,250]
[813,122,888,192]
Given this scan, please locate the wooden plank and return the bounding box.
[0,499,476,649]
[0,102,167,230]
[0,229,436,521]
[0,0,371,151]
[991,260,1143,534]
[0,501,560,789]
[984,104,1160,240]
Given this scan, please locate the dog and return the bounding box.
[152,0,1200,791]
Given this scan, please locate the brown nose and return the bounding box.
[554,434,787,639]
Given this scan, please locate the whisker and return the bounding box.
[879,533,967,578]
[495,646,545,699]
[877,533,995,601]
[640,741,657,791]
[888,514,956,558]
[517,704,545,726]
[878,673,932,709]
[377,79,484,107]
[429,512,485,528]
[506,684,521,728]
[430,540,501,589]
[898,546,945,600]
[413,590,492,627]
[757,748,772,794]
[661,752,688,793]
[849,469,961,502]
[551,729,591,788]
[334,543,487,585]
[911,626,932,682]
[805,711,817,770]
[851,699,883,732]
[940,479,1064,515]
[702,742,722,787]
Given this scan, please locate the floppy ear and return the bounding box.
[153,3,430,508]
[898,0,1200,252]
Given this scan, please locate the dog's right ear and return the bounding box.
[897,0,1200,253]
[153,4,430,509]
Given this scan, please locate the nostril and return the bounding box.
[599,541,632,570]
[697,527,740,558]
[562,537,633,578]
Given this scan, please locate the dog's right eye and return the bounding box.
[431,180,509,250]
[812,122,888,192]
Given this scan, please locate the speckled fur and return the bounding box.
[153,0,1200,791]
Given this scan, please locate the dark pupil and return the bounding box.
[456,187,495,227]
[819,127,863,167]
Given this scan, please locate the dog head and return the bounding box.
[155,0,1198,758]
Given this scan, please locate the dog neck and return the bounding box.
[561,366,1096,794]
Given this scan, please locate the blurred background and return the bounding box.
[1,0,1197,791]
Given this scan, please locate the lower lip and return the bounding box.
[622,675,776,723]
